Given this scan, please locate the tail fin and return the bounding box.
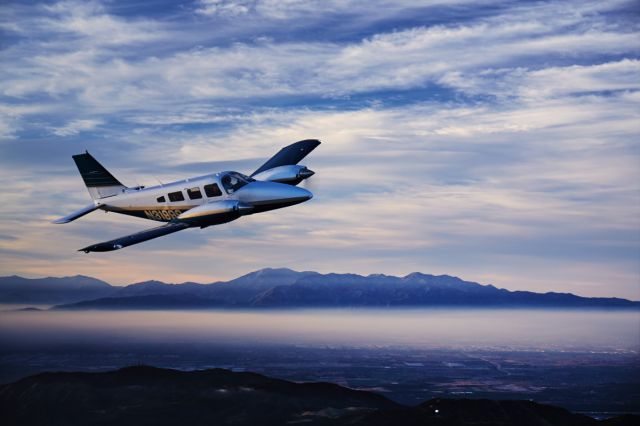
[72,152,126,199]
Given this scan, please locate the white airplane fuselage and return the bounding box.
[99,171,312,227]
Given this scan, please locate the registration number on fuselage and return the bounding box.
[144,209,183,221]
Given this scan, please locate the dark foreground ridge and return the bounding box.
[1,268,638,309]
[0,366,636,426]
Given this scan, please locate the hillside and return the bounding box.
[0,275,114,304]
[0,366,636,426]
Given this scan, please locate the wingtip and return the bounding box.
[78,243,119,253]
[78,244,100,253]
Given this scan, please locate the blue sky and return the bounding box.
[0,0,638,298]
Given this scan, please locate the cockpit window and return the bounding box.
[221,172,254,194]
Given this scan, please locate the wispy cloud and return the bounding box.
[194,0,488,19]
[439,59,640,100]
[6,1,167,45]
[195,0,252,17]
[51,119,104,136]
[3,0,637,111]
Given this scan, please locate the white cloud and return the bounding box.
[194,0,493,19]
[0,117,19,140]
[41,1,166,45]
[51,118,104,136]
[196,0,252,16]
[439,59,640,102]
[2,0,638,113]
[0,103,53,140]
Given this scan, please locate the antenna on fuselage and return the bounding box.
[153,176,164,186]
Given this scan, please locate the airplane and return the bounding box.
[53,139,320,253]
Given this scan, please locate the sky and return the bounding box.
[0,0,638,298]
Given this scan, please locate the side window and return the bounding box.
[187,187,203,200]
[204,183,222,198]
[156,196,166,203]
[168,191,185,202]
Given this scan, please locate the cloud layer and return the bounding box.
[0,0,638,298]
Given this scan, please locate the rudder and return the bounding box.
[72,152,126,199]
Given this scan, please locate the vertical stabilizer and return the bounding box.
[72,152,126,199]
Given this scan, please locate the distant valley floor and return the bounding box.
[1,343,638,420]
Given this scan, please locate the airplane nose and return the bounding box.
[237,181,312,209]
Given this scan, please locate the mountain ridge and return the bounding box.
[1,268,638,309]
[0,274,113,304]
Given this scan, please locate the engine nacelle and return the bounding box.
[252,164,314,185]
[177,200,253,226]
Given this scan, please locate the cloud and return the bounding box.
[51,119,104,136]
[0,115,20,140]
[439,59,640,100]
[196,0,252,16]
[194,0,490,19]
[33,1,166,45]
[2,0,637,112]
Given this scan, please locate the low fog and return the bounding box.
[1,309,637,351]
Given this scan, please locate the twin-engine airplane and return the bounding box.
[54,139,320,253]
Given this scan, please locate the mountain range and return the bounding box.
[0,275,113,304]
[1,268,638,309]
[0,365,636,426]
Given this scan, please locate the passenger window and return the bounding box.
[156,196,166,203]
[204,183,222,197]
[187,187,203,200]
[168,191,185,202]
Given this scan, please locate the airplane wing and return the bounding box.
[250,139,321,177]
[78,222,190,253]
[52,203,100,224]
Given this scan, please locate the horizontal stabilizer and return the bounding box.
[251,139,320,177]
[52,204,100,224]
[79,222,190,253]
